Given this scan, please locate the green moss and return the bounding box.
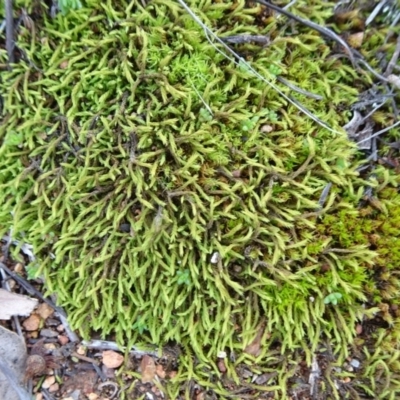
[1,0,399,397]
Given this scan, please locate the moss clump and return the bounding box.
[0,0,388,380]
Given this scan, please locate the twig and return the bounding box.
[54,312,79,343]
[176,0,343,134]
[317,182,332,209]
[5,0,15,65]
[357,119,400,145]
[385,35,400,76]
[277,76,324,100]
[220,34,270,45]
[254,0,356,66]
[82,339,159,357]
[365,0,388,26]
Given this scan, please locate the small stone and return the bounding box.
[87,393,99,400]
[343,377,351,383]
[23,314,41,331]
[44,343,57,351]
[350,359,360,369]
[76,345,86,355]
[102,350,124,369]
[56,324,65,332]
[355,324,363,335]
[58,335,69,345]
[7,279,16,289]
[49,383,59,393]
[217,358,226,373]
[42,375,56,389]
[60,60,69,69]
[14,263,24,273]
[217,351,227,358]
[260,124,273,133]
[40,328,58,338]
[37,303,54,320]
[35,394,44,400]
[155,364,166,379]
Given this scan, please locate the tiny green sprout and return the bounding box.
[199,107,213,122]
[132,317,148,335]
[336,157,347,169]
[241,116,259,132]
[25,263,40,280]
[6,131,23,146]
[324,292,343,305]
[58,0,82,16]
[176,269,191,285]
[268,64,282,76]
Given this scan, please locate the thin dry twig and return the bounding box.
[385,35,400,76]
[82,339,159,357]
[220,34,270,45]
[176,0,343,134]
[5,0,15,65]
[254,0,356,66]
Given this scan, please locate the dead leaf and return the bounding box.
[140,355,156,383]
[101,350,124,369]
[0,289,38,320]
[348,32,364,48]
[244,323,266,357]
[22,314,41,331]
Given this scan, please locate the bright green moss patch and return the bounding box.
[1,0,400,397]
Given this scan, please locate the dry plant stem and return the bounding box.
[385,35,400,76]
[220,34,270,45]
[255,0,356,66]
[277,76,324,100]
[5,0,14,65]
[365,0,388,26]
[55,312,79,342]
[357,119,400,145]
[176,0,342,134]
[82,340,159,357]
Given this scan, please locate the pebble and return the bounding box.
[44,343,57,351]
[40,328,59,338]
[23,314,41,331]
[42,376,56,389]
[58,335,69,345]
[49,383,60,393]
[350,359,360,369]
[36,303,54,319]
